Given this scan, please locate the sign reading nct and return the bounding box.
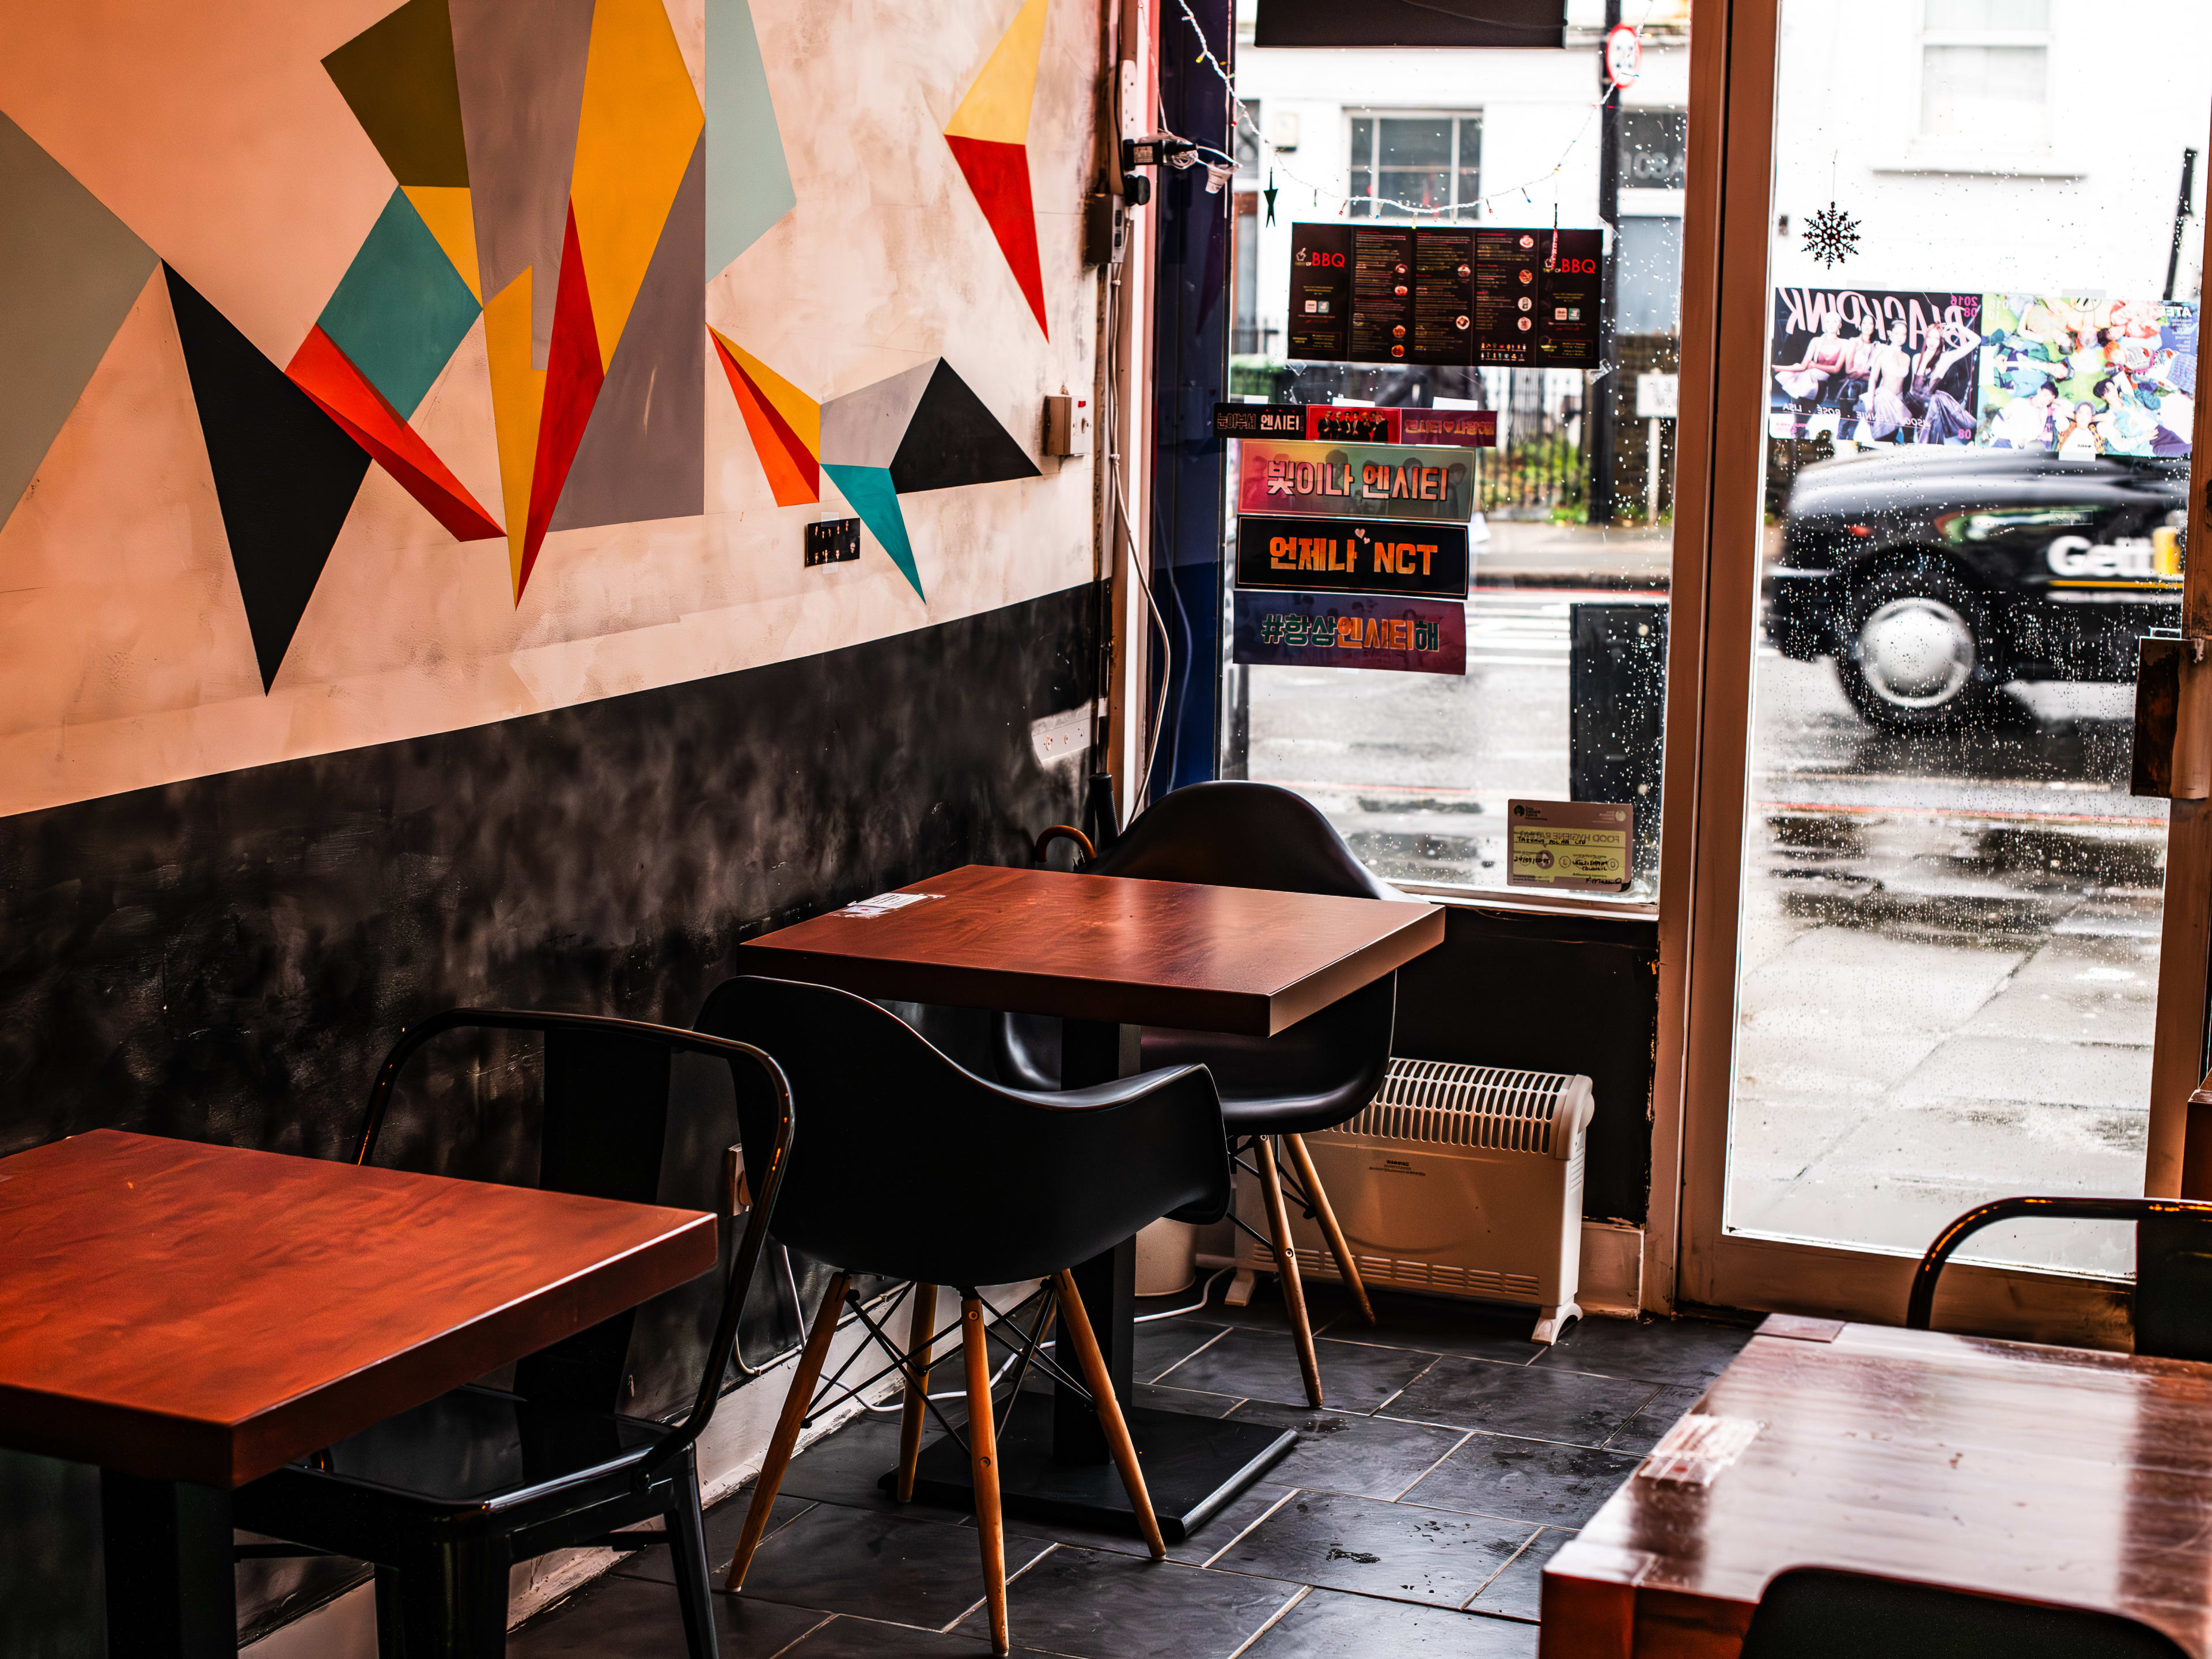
[1290,222,1603,368]
[1236,514,1469,599]
[1237,441,1474,522]
[1232,592,1465,676]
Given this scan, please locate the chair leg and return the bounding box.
[1256,1134,1325,1407]
[1285,1132,1376,1327]
[961,1294,1010,1657]
[666,1448,721,1659]
[897,1283,939,1501]
[397,1539,508,1658]
[1051,1270,1167,1560]
[726,1268,851,1591]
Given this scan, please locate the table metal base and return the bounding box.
[101,1470,237,1657]
[885,1396,1296,1544]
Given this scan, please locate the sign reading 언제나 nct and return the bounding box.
[1236,440,1474,523]
[1235,514,1470,599]
[1232,592,1465,676]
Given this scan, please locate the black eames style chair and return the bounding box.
[232,1009,794,1659]
[1740,1567,2189,1659]
[1012,781,1404,1407]
[695,974,1231,1657]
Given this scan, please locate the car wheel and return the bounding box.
[1834,566,1995,731]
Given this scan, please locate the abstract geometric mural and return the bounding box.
[945,0,1050,339]
[709,353,1040,601]
[705,0,796,275]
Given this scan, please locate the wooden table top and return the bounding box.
[734,863,1444,1037]
[0,1130,717,1488]
[1542,1316,2212,1657]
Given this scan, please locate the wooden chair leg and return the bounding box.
[1285,1132,1376,1327]
[726,1268,850,1591]
[1256,1135,1325,1407]
[896,1283,938,1502]
[1051,1270,1167,1560]
[961,1294,1010,1656]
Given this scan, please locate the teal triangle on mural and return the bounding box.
[704,0,797,276]
[316,188,482,420]
[823,463,923,600]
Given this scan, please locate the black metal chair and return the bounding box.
[1008,781,1407,1407]
[1740,1566,2188,1658]
[1906,1195,2212,1359]
[232,1009,794,1659]
[694,973,1230,1657]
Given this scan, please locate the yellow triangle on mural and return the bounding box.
[483,268,545,598]
[570,0,705,371]
[719,335,820,458]
[403,185,482,302]
[945,0,1048,145]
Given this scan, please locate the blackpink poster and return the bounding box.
[1977,296,2196,458]
[1768,288,1984,446]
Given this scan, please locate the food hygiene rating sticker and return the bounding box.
[1507,800,1633,892]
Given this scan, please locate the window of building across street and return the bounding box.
[1346,113,1482,220]
[1919,0,2051,142]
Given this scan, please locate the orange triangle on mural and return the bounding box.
[711,328,819,506]
[945,0,1048,339]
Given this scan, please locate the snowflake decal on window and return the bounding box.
[1802,200,1861,269]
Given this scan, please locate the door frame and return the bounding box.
[1651,0,2212,1340]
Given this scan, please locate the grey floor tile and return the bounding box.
[1605,1385,1704,1455]
[955,1544,1301,1659]
[1192,1274,1364,1335]
[1135,1317,1236,1382]
[735,1500,1051,1631]
[1384,1357,1658,1446]
[509,1570,824,1656]
[775,1414,974,1521]
[991,1481,1297,1567]
[1533,1317,1755,1388]
[773,1612,998,1657]
[1314,1289,1549,1366]
[1212,1488,1538,1608]
[1400,1434,1639,1527]
[1464,1528,1574,1622]
[1241,1588,1540,1657]
[1156,1330,1437,1412]
[608,1494,813,1587]
[1224,1402,1468,1501]
[1140,1381,1246,1417]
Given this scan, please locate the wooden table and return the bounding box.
[738,862,1444,1539]
[1542,1315,2212,1657]
[0,1128,718,1658]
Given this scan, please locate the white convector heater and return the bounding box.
[1233,1059,1596,1343]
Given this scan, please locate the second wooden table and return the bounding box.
[738,862,1444,1540]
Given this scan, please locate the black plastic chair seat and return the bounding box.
[1741,1567,2190,1659]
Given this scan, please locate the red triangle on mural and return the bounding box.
[711,330,819,507]
[945,134,1047,340]
[518,204,607,600]
[286,327,503,543]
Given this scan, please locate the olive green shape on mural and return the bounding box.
[323,0,471,188]
[316,189,483,421]
[0,109,157,529]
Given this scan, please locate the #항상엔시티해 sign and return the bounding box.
[1235,514,1470,599]
[1232,592,1465,676]
[1235,440,1475,524]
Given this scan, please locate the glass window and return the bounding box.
[1919,0,2049,142]
[1346,113,1483,221]
[1623,109,1688,191]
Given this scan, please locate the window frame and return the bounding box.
[1342,108,1485,221]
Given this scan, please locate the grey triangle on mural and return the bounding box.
[887,360,1042,495]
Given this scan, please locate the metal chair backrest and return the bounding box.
[357,1008,793,1476]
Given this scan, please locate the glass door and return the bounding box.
[1672,0,2212,1330]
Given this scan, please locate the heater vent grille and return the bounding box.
[1331,1059,1595,1158]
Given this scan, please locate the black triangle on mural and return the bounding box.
[163,266,370,692]
[887,360,1043,495]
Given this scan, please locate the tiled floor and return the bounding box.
[511,1281,1754,1658]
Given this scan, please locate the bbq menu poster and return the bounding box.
[1288,222,1605,369]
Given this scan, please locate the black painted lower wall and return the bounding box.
[0,583,1096,1654]
[1393,903,1660,1228]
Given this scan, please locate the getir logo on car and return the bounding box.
[2044,531,2183,581]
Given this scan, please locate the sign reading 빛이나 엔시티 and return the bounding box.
[1232,592,1465,675]
[1507,799,1634,892]
[1236,440,1475,524]
[1235,514,1470,599]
